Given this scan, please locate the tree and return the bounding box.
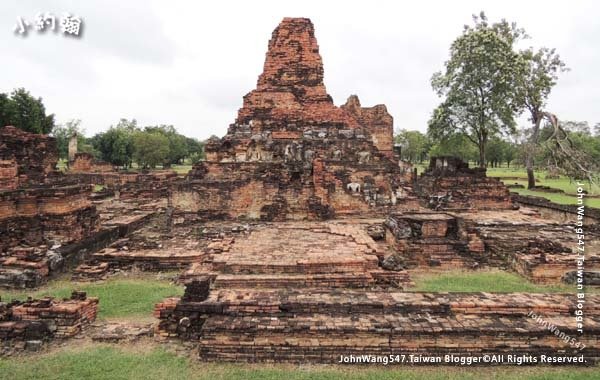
[91,119,137,168]
[534,115,597,182]
[394,129,430,163]
[485,137,506,168]
[429,12,526,168]
[186,137,205,164]
[0,88,55,134]
[503,140,518,167]
[428,134,479,163]
[0,93,10,127]
[144,125,189,166]
[517,47,567,188]
[133,130,169,169]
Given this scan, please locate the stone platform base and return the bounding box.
[156,289,599,363]
[179,221,411,289]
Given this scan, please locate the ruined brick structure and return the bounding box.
[156,281,600,362]
[69,153,114,173]
[153,18,600,363]
[417,156,513,210]
[172,17,417,222]
[0,126,100,287]
[0,126,60,188]
[0,291,98,354]
[0,126,99,250]
[384,213,483,269]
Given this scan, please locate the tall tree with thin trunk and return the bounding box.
[429,12,526,168]
[517,48,567,188]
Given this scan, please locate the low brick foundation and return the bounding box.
[156,286,599,363]
[0,291,98,354]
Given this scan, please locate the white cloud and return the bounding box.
[1,0,598,139]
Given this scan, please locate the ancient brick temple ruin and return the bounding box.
[154,17,600,363]
[2,17,600,363]
[172,17,417,222]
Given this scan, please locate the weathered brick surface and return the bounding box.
[173,18,416,221]
[417,157,513,211]
[178,221,408,289]
[384,212,479,269]
[0,185,98,252]
[156,288,600,362]
[0,291,98,354]
[69,153,114,173]
[458,210,600,284]
[0,126,60,188]
[0,126,105,287]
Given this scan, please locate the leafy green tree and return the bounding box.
[144,125,189,166]
[186,137,205,164]
[394,129,430,163]
[517,47,567,188]
[133,130,169,169]
[429,12,526,168]
[503,140,518,167]
[91,119,137,168]
[485,137,506,168]
[0,88,55,134]
[428,134,479,163]
[0,93,11,127]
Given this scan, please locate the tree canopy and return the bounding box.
[428,12,526,168]
[394,129,430,163]
[89,119,204,169]
[0,88,55,134]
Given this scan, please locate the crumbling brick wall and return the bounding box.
[0,291,98,354]
[69,152,114,173]
[0,185,98,252]
[417,156,514,210]
[0,126,59,188]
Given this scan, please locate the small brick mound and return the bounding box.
[0,291,98,354]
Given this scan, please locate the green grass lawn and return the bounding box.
[509,187,600,208]
[171,164,193,175]
[0,276,183,319]
[0,345,598,380]
[463,165,600,208]
[410,269,598,293]
[486,167,599,194]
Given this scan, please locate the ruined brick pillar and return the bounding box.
[68,133,78,164]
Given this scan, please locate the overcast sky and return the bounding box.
[2,0,599,140]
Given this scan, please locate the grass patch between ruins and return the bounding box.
[410,269,596,293]
[1,345,599,380]
[0,275,183,319]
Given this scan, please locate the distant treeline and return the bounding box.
[0,88,205,169]
[53,119,205,169]
[395,122,600,169]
